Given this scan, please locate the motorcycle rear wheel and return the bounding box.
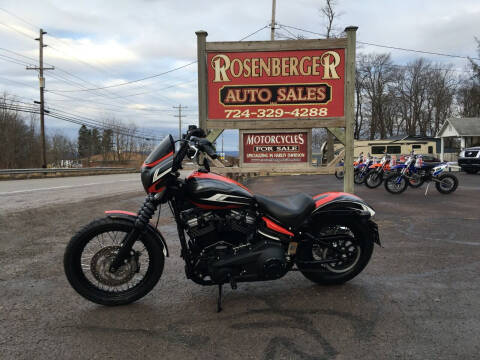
[64,217,164,306]
[296,220,374,285]
[435,173,458,194]
[334,169,344,180]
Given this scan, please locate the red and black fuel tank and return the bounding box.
[185,171,253,209]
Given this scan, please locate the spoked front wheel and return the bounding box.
[354,170,366,184]
[384,173,408,194]
[64,217,164,306]
[296,220,374,285]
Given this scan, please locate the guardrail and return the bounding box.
[0,167,137,175]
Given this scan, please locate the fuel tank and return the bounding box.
[185,171,253,209]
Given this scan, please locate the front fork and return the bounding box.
[110,193,160,272]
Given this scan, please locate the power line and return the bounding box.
[0,103,163,141]
[357,41,480,61]
[239,25,270,41]
[0,20,35,40]
[278,23,480,61]
[49,61,198,92]
[0,7,38,30]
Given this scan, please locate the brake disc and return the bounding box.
[90,246,137,286]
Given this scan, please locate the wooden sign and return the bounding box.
[196,27,358,193]
[207,49,345,122]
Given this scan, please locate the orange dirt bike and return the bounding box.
[364,154,392,188]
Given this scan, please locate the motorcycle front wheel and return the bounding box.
[354,170,365,185]
[64,217,164,306]
[384,173,408,194]
[296,220,374,285]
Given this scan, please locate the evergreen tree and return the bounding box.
[78,125,91,159]
[101,129,113,160]
[91,128,102,155]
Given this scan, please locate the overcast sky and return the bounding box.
[1,0,480,149]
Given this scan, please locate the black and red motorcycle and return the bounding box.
[64,126,380,311]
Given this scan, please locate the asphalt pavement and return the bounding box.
[0,172,479,359]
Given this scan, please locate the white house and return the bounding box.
[436,118,480,161]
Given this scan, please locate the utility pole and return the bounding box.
[270,0,277,40]
[173,104,187,139]
[27,28,54,168]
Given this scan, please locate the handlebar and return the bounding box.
[171,126,218,172]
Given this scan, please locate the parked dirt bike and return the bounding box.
[335,153,364,180]
[384,154,458,195]
[64,126,380,311]
[354,154,374,185]
[364,154,391,189]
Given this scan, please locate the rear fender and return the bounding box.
[312,192,375,218]
[311,193,380,246]
[104,210,169,257]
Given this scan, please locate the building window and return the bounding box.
[387,145,401,154]
[371,146,386,154]
[412,145,421,149]
[428,146,433,154]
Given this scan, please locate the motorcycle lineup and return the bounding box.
[335,152,458,195]
[64,126,380,311]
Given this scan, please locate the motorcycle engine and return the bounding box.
[180,208,287,284]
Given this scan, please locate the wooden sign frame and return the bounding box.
[196,27,357,193]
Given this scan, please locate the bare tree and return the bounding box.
[321,0,342,38]
[358,53,398,139]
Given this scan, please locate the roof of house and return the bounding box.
[437,117,480,137]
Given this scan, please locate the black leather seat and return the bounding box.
[254,193,315,228]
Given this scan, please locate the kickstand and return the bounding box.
[424,182,431,196]
[217,284,223,313]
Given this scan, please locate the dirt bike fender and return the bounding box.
[104,210,169,257]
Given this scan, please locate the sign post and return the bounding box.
[343,26,357,194]
[196,27,357,193]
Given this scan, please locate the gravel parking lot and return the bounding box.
[1,173,479,359]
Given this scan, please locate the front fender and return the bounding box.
[104,210,169,257]
[390,164,406,170]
